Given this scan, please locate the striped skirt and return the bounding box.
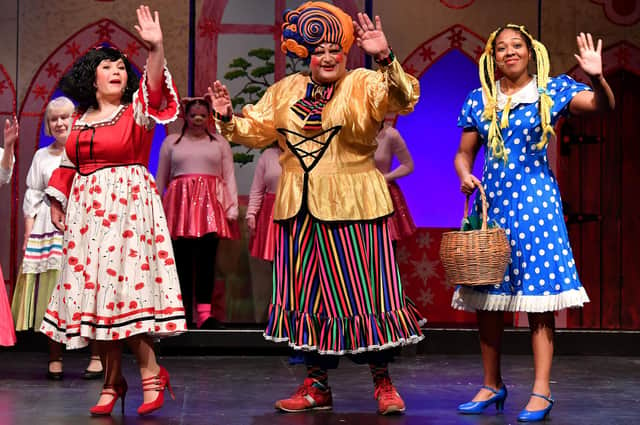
[264,213,425,355]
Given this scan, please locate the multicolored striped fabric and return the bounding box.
[264,213,425,354]
[290,82,335,131]
[22,231,63,274]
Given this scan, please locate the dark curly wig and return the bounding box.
[59,47,139,112]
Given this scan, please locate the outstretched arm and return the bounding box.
[353,13,419,116]
[135,5,165,107]
[569,33,615,115]
[208,81,279,148]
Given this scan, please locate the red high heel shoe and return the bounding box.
[89,378,128,416]
[137,366,175,416]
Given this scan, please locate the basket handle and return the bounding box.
[463,180,489,231]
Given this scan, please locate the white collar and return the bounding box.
[484,76,539,111]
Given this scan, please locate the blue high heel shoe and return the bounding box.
[517,392,554,422]
[457,385,507,414]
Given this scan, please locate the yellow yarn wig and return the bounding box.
[479,24,553,162]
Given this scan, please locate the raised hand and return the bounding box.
[574,32,603,78]
[3,116,19,151]
[134,5,163,49]
[353,12,390,59]
[207,81,233,118]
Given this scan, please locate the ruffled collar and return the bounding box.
[481,75,540,111]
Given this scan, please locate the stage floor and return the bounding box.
[0,352,638,425]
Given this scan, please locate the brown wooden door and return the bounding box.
[557,70,640,329]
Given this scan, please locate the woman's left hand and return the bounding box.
[134,5,163,49]
[574,32,603,78]
[353,12,390,59]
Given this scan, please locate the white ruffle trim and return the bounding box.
[44,186,67,211]
[263,333,425,356]
[451,286,590,313]
[22,257,62,274]
[134,63,180,127]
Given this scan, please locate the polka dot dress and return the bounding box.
[451,75,591,312]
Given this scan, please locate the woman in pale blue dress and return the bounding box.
[453,25,614,422]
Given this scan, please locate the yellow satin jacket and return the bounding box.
[217,58,419,222]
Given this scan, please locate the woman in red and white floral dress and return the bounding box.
[40,6,185,416]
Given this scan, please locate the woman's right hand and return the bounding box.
[246,215,256,234]
[3,116,19,151]
[207,81,233,118]
[460,173,481,195]
[50,199,65,232]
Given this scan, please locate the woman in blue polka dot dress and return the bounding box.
[452,25,614,421]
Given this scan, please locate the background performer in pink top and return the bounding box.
[246,144,281,262]
[374,124,417,241]
[246,144,282,323]
[156,96,238,329]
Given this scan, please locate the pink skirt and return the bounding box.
[0,266,17,346]
[249,193,276,261]
[387,181,417,241]
[163,174,235,239]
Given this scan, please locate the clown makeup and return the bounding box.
[310,43,347,84]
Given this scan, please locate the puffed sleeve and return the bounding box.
[457,88,482,131]
[548,74,592,125]
[23,151,46,218]
[45,150,76,211]
[215,79,284,149]
[132,63,180,129]
[359,58,420,123]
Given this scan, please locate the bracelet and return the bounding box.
[212,109,232,123]
[375,49,395,66]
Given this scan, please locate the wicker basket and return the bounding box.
[439,183,511,286]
